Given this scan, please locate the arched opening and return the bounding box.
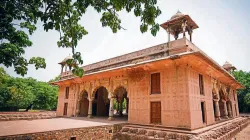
[79,90,89,117]
[113,86,129,120]
[92,86,110,116]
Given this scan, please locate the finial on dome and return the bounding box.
[58,55,73,65]
[170,10,184,20]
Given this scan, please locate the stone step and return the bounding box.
[115,117,250,140]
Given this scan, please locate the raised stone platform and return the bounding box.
[0,111,56,121]
[115,117,250,140]
[0,117,249,140]
[0,117,127,140]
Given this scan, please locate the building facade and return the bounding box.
[53,11,243,130]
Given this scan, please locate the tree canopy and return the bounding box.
[0,0,161,77]
[233,70,250,113]
[0,67,58,111]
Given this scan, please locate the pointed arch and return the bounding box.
[92,86,110,116]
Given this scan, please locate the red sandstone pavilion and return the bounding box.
[52,11,244,130]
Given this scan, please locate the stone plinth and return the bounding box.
[0,111,56,121]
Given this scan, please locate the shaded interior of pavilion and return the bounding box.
[77,86,129,120]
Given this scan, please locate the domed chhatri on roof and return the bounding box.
[160,11,199,42]
[222,61,236,72]
[58,55,73,65]
[58,55,77,76]
[170,10,185,20]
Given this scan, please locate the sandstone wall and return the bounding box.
[187,67,240,130]
[0,111,56,121]
[187,67,215,129]
[0,123,126,140]
[57,85,78,117]
[128,65,191,129]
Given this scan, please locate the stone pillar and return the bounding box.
[61,65,64,75]
[214,99,221,121]
[76,100,80,117]
[65,65,67,72]
[167,28,170,42]
[87,98,94,118]
[227,102,233,118]
[223,100,229,119]
[108,97,114,120]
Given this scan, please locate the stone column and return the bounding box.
[108,97,114,120]
[61,65,64,75]
[76,100,80,117]
[167,28,170,42]
[126,98,129,114]
[214,99,221,121]
[223,100,229,119]
[87,98,94,118]
[227,102,233,118]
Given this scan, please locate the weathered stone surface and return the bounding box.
[114,117,250,140]
[0,123,126,140]
[0,112,56,121]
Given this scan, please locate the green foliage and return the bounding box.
[48,75,61,83]
[233,70,250,112]
[1,0,161,77]
[113,98,127,110]
[0,0,46,76]
[0,68,58,111]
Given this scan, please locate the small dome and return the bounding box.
[170,10,185,20]
[222,61,236,71]
[59,55,73,65]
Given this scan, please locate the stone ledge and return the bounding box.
[0,123,127,140]
[0,111,56,121]
[114,117,250,140]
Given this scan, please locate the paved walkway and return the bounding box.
[232,123,250,140]
[0,117,127,136]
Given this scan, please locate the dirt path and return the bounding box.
[232,123,250,140]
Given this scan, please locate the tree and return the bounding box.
[233,70,250,112]
[1,0,161,77]
[32,81,58,110]
[0,68,58,111]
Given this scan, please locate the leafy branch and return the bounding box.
[0,0,162,77]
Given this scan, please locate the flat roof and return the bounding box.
[53,38,243,89]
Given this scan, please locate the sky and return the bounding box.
[3,0,250,82]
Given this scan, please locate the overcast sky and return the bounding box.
[3,0,250,82]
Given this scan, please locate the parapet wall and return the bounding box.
[0,123,127,140]
[0,111,56,121]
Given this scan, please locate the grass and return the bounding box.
[18,109,41,112]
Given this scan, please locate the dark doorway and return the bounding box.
[105,104,110,116]
[150,102,161,124]
[92,103,97,116]
[201,102,206,123]
[63,103,68,116]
